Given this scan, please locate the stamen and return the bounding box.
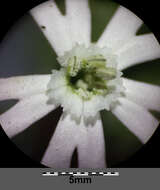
[95,67,116,80]
[82,57,106,69]
[67,56,80,77]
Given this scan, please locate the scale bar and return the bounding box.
[42,171,119,177]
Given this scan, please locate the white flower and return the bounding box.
[0,0,160,168]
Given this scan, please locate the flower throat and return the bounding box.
[66,55,117,100]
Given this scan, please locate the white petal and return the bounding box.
[77,113,106,168]
[98,6,142,50]
[0,93,57,138]
[117,34,160,70]
[48,85,84,118]
[42,112,106,168]
[47,69,67,90]
[112,97,159,144]
[41,112,78,168]
[30,0,72,56]
[83,95,106,118]
[0,75,50,101]
[65,0,91,46]
[123,78,160,111]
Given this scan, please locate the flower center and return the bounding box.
[47,44,124,118]
[66,55,117,100]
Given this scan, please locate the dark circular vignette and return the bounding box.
[0,0,160,168]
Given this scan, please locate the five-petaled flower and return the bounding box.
[0,0,160,168]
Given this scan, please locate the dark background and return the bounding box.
[0,0,160,168]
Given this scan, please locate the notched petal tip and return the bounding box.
[98,5,143,50]
[112,97,159,144]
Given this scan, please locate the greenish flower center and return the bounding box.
[66,55,117,100]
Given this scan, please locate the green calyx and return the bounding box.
[66,55,117,100]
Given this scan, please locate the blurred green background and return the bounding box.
[0,0,160,167]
